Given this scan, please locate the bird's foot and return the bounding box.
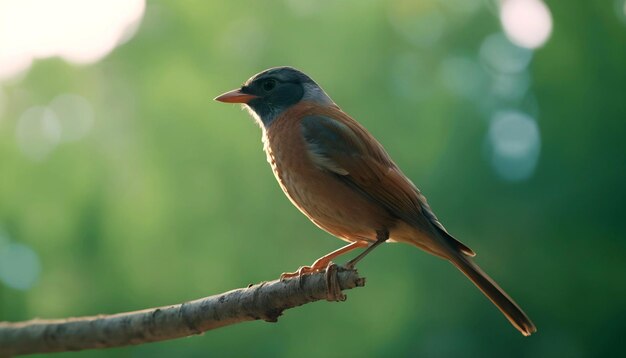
[280,265,320,280]
[280,256,334,280]
[279,262,346,301]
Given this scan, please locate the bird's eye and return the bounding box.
[262,79,277,92]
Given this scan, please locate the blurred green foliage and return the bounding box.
[1,0,625,357]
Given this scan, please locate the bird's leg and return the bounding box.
[280,241,368,280]
[346,229,389,269]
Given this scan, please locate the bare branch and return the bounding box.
[0,264,365,357]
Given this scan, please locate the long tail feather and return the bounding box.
[448,253,537,336]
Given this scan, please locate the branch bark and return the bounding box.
[0,264,364,357]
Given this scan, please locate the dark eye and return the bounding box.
[262,79,277,92]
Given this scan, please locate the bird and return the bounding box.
[215,66,536,336]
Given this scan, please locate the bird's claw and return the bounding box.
[280,265,322,281]
[279,262,346,301]
[324,262,346,301]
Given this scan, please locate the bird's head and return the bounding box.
[215,66,334,127]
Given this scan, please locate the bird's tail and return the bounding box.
[447,250,537,336]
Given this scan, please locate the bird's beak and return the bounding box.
[214,89,259,103]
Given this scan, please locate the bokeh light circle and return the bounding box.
[50,94,95,142]
[500,0,553,49]
[488,110,541,181]
[0,242,41,291]
[16,106,62,161]
[480,33,533,74]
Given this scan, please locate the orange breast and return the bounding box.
[263,102,395,242]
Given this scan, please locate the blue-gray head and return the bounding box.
[215,66,334,127]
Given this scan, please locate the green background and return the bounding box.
[1,1,625,357]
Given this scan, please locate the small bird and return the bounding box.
[215,66,536,336]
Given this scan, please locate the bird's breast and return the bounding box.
[262,104,394,242]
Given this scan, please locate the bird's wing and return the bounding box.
[300,114,475,256]
[300,115,424,223]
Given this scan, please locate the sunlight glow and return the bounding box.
[500,0,552,49]
[0,0,145,82]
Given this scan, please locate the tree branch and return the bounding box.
[0,264,364,356]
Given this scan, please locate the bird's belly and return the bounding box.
[268,151,393,242]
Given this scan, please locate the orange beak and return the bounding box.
[214,89,259,103]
